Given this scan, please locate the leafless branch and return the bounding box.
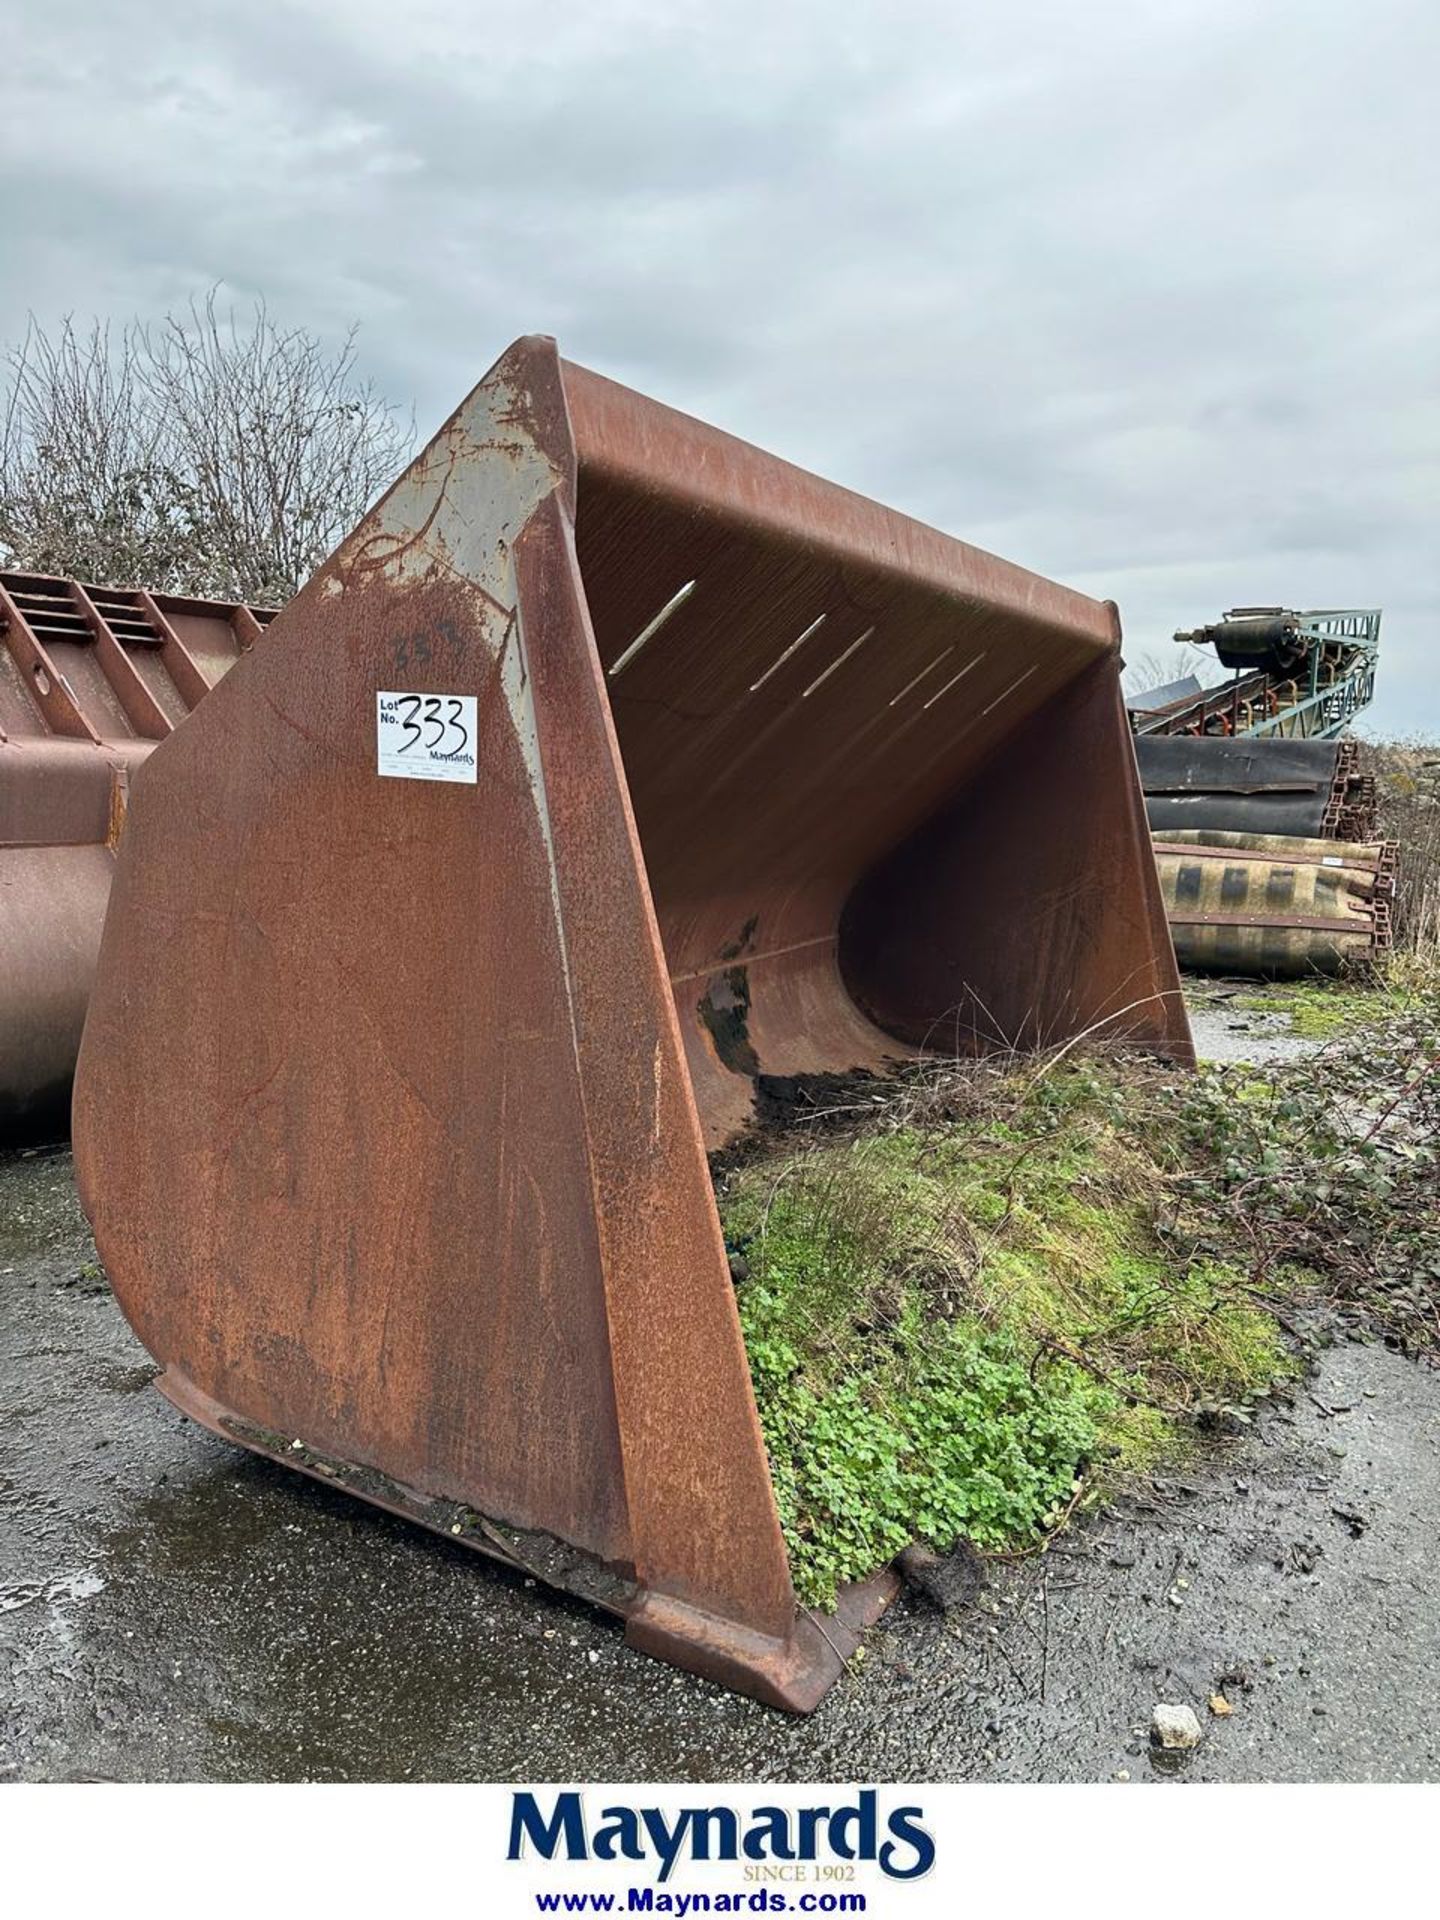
[0,291,412,602]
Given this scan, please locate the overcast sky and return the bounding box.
[2,0,1435,729]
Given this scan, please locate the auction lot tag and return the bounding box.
[376,691,478,783]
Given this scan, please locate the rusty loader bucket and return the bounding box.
[0,574,274,1138]
[72,336,1191,1709]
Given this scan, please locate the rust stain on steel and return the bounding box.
[0,572,274,1138]
[73,336,1191,1711]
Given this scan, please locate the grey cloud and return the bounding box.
[1,0,1434,728]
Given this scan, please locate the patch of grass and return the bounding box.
[723,992,1439,1606]
[1228,978,1414,1038]
[720,1061,1297,1607]
[1150,1006,1440,1350]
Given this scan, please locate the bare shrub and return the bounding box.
[1361,737,1440,967]
[0,293,412,604]
[1122,642,1215,702]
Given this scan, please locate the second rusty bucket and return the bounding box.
[0,574,274,1138]
[73,335,1191,1710]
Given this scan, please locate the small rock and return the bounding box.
[1113,1769,1130,1782]
[1151,1703,1203,1751]
[1208,1694,1233,1717]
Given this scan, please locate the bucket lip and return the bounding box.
[556,350,1118,659]
[153,1363,899,1716]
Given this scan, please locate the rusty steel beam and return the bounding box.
[0,572,276,1137]
[73,336,1191,1709]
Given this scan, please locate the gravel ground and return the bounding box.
[1182,996,1321,1066]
